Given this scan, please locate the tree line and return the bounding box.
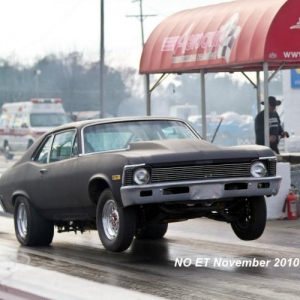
[0,52,282,118]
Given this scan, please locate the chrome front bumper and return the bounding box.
[120,176,282,207]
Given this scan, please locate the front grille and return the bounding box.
[151,163,251,183]
[123,159,276,185]
[268,160,276,176]
[124,169,134,185]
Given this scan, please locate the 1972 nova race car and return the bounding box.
[0,117,281,252]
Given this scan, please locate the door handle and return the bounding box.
[39,169,47,174]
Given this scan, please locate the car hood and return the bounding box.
[124,139,274,164]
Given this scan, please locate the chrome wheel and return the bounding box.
[102,199,119,240]
[16,203,27,239]
[97,188,135,252]
[14,196,54,246]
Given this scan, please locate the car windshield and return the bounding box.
[83,120,199,153]
[30,113,69,127]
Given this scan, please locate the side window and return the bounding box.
[50,131,76,162]
[34,135,53,163]
[13,114,23,129]
[13,114,29,129]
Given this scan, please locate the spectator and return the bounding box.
[254,96,289,154]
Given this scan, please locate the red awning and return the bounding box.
[140,0,300,74]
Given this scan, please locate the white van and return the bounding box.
[0,98,69,151]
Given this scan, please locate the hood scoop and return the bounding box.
[128,139,219,153]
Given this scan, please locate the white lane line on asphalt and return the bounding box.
[0,262,165,300]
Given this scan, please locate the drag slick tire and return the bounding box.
[96,188,135,252]
[230,196,266,241]
[135,223,168,239]
[14,196,54,246]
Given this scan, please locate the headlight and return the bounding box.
[133,168,150,185]
[250,161,267,177]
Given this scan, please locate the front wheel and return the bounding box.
[96,189,135,252]
[230,196,266,241]
[14,196,54,246]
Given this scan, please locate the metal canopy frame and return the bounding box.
[145,61,286,147]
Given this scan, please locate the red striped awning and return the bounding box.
[140,0,300,74]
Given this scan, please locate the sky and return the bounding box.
[0,0,232,69]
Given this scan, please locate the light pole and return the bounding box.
[35,69,41,98]
[100,0,105,118]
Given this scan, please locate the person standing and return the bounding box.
[255,96,288,154]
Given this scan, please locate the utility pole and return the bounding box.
[100,0,105,118]
[127,0,156,116]
[127,0,155,47]
[35,69,41,98]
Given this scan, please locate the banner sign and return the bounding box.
[291,69,300,88]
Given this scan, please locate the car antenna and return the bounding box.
[211,118,223,143]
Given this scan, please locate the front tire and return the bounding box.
[231,196,266,241]
[96,188,135,252]
[14,196,54,246]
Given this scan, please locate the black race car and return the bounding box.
[0,117,281,252]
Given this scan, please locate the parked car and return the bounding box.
[188,112,255,146]
[0,117,281,252]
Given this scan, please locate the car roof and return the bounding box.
[48,116,189,133]
[13,116,199,166]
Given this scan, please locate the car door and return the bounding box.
[30,130,82,219]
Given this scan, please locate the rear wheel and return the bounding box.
[96,189,135,252]
[135,223,168,239]
[231,196,266,241]
[14,196,54,246]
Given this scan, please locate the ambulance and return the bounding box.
[0,98,69,152]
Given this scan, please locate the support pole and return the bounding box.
[256,71,261,113]
[146,74,151,116]
[263,62,269,147]
[200,69,207,140]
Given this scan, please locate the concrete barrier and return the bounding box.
[266,162,291,220]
